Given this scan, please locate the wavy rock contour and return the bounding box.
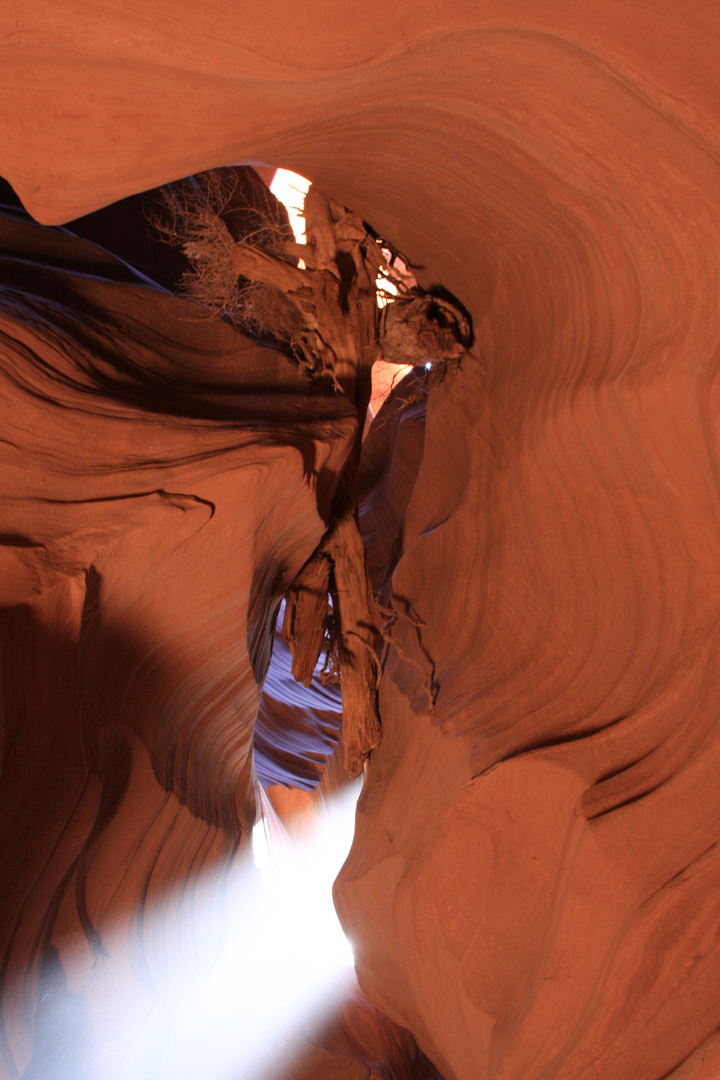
[1,3,720,1079]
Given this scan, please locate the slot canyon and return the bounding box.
[1,3,720,1078]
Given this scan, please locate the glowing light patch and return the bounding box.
[270,168,310,247]
[19,785,360,1080]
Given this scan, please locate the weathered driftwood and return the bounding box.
[228,188,381,400]
[282,549,332,688]
[380,292,471,368]
[272,189,385,775]
[322,509,384,777]
[168,177,469,774]
[282,494,385,777]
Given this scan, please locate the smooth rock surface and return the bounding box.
[1,3,720,1078]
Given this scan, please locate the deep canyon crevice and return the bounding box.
[1,4,720,1079]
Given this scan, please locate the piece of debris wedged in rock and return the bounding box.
[2,2,720,1079]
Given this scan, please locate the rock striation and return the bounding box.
[2,3,720,1079]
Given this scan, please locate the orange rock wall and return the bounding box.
[2,3,720,1079]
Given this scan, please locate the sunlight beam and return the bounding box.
[18,785,360,1080]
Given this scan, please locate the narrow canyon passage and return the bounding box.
[2,3,720,1079]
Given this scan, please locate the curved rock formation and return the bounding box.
[2,3,720,1079]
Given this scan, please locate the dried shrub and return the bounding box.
[151,169,303,347]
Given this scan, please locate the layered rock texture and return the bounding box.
[2,2,720,1079]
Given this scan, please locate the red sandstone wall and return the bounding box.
[1,3,720,1078]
